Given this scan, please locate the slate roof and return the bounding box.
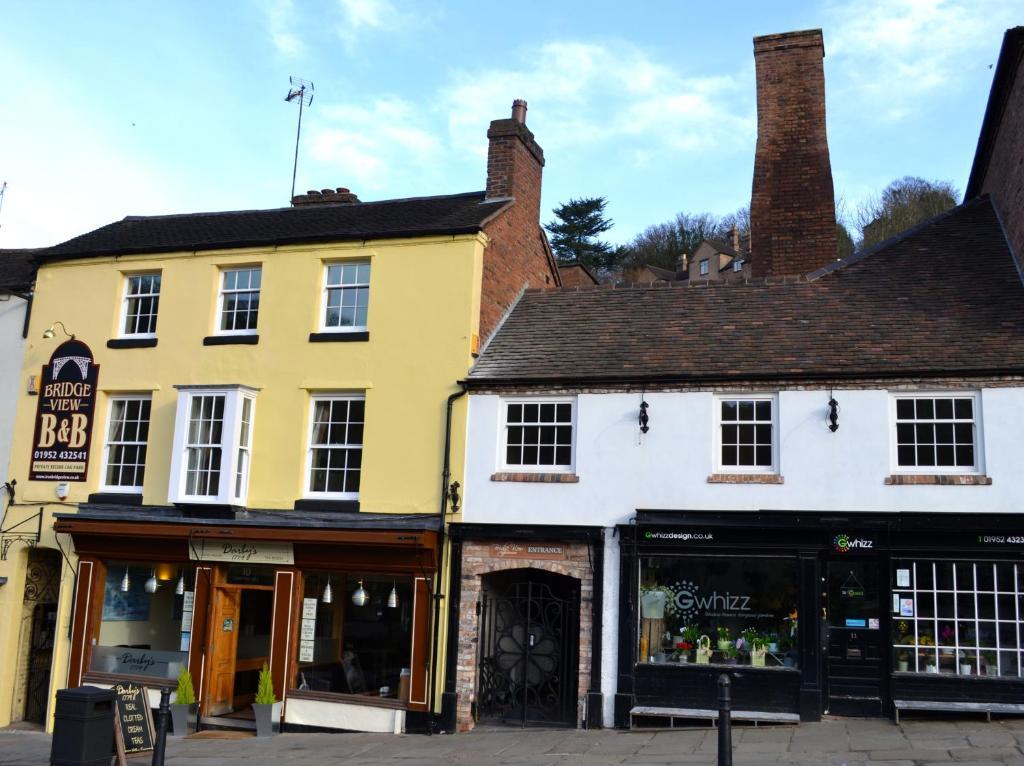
[0,249,37,291]
[467,197,1024,384]
[36,191,509,261]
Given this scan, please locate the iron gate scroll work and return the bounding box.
[477,573,580,727]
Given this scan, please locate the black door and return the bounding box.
[825,560,885,716]
[24,602,58,724]
[477,569,580,727]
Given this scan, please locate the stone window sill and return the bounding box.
[707,473,784,484]
[309,331,369,343]
[491,472,579,483]
[885,474,992,486]
[204,334,258,346]
[107,337,157,349]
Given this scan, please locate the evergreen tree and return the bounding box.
[545,197,616,270]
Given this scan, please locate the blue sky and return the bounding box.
[0,0,1019,248]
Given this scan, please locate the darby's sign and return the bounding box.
[189,540,295,565]
[29,340,99,482]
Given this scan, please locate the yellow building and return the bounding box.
[0,101,556,733]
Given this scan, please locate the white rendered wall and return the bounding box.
[0,298,27,483]
[463,386,1024,726]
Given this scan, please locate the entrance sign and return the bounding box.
[112,682,155,764]
[29,339,100,482]
[189,540,294,565]
[490,542,566,561]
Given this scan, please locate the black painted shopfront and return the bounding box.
[615,511,1024,726]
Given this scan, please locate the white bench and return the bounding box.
[630,705,799,730]
[893,699,1024,724]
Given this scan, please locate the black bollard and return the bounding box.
[717,674,733,766]
[152,687,171,766]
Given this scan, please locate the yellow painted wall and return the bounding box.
[0,233,483,726]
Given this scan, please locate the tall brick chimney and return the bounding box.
[750,29,837,277]
[485,99,545,222]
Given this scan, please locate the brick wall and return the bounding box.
[454,540,594,731]
[750,29,837,277]
[975,37,1024,261]
[480,104,559,342]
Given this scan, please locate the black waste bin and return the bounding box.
[50,686,115,766]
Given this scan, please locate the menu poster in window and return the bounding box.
[896,569,911,588]
[28,339,100,482]
[183,591,195,612]
[113,683,155,764]
[302,597,317,620]
[301,619,316,641]
[299,640,315,662]
[900,598,914,617]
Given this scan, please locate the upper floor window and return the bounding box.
[168,385,257,505]
[716,395,777,472]
[893,394,980,472]
[502,399,575,471]
[121,273,161,337]
[322,262,370,331]
[101,395,151,492]
[699,259,709,276]
[733,259,743,272]
[306,395,364,498]
[218,266,261,334]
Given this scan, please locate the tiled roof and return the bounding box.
[0,249,37,290]
[468,197,1024,384]
[37,191,509,261]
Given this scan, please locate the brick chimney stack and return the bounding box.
[486,99,545,224]
[750,29,837,277]
[292,187,361,206]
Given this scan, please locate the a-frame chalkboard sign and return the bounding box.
[112,683,156,765]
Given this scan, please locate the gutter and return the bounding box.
[428,385,467,733]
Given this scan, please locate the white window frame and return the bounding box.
[499,396,577,474]
[889,391,983,475]
[119,272,161,338]
[733,259,743,273]
[304,393,365,500]
[319,261,371,333]
[216,265,262,335]
[713,393,779,474]
[99,394,152,493]
[168,385,258,505]
[699,259,709,276]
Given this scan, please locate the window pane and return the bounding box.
[738,401,754,421]
[755,446,772,466]
[738,445,754,465]
[935,399,954,419]
[722,445,737,465]
[721,401,737,421]
[755,400,771,420]
[507,404,522,424]
[896,399,914,419]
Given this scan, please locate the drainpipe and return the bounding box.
[428,386,466,733]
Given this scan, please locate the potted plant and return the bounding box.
[958,651,972,676]
[253,663,282,737]
[695,635,712,664]
[742,629,767,667]
[170,669,198,738]
[716,626,733,653]
[766,632,780,653]
[896,651,910,672]
[673,640,694,663]
[981,651,997,676]
[720,641,739,665]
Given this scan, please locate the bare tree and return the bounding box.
[855,177,959,249]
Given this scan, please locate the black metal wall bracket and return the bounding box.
[0,506,43,560]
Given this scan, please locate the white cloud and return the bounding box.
[825,0,1017,120]
[336,0,413,52]
[262,0,303,57]
[308,98,443,192]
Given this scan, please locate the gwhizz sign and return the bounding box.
[29,340,99,482]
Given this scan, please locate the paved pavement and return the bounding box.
[5,718,1024,765]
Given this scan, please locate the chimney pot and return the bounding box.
[321,188,335,195]
[511,99,528,124]
[336,187,350,194]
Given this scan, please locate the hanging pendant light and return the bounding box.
[387,582,398,608]
[175,571,185,595]
[352,579,368,607]
[120,566,131,592]
[322,577,333,604]
[145,568,158,594]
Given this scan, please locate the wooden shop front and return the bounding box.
[57,507,438,733]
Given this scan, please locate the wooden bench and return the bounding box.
[893,699,1024,724]
[630,705,799,730]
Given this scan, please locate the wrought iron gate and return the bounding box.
[476,572,579,727]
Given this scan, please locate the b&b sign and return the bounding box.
[29,339,99,482]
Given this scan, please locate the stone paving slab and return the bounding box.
[4,719,1024,765]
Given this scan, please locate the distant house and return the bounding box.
[688,228,751,282]
[557,262,600,287]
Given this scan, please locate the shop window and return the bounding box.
[120,273,161,338]
[638,556,799,668]
[715,395,777,472]
[218,266,261,334]
[168,385,257,505]
[892,560,1023,677]
[306,395,364,498]
[293,572,414,701]
[101,396,152,492]
[89,562,196,681]
[892,394,980,472]
[322,262,370,332]
[502,399,575,471]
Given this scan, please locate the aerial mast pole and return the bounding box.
[285,77,314,203]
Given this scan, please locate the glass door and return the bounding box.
[826,560,885,716]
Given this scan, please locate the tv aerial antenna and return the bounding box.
[285,76,314,202]
[0,181,7,229]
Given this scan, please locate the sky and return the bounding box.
[0,0,1020,249]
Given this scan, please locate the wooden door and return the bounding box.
[207,588,241,716]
